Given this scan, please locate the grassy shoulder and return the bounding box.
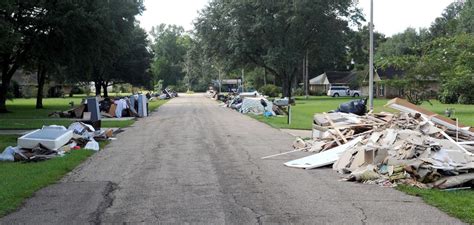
[148,99,169,112]
[0,135,98,217]
[0,97,169,129]
[397,185,474,224]
[0,98,169,217]
[248,96,474,223]
[252,96,474,130]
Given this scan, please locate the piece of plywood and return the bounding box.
[386,97,473,132]
[108,104,117,117]
[284,137,363,169]
[82,112,91,120]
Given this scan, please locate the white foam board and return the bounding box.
[284,136,363,169]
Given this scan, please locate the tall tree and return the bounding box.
[109,26,153,91]
[195,0,362,97]
[0,0,145,110]
[347,25,386,70]
[150,24,190,88]
[429,1,464,38]
[87,0,144,96]
[0,0,44,112]
[376,28,426,58]
[29,1,77,108]
[457,0,474,34]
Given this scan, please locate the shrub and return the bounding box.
[259,84,281,97]
[438,89,459,104]
[458,94,474,104]
[71,86,84,95]
[293,87,304,96]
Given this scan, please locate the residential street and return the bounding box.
[1,94,464,224]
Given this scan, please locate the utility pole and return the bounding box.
[218,68,222,93]
[305,50,309,99]
[302,57,306,97]
[368,0,374,110]
[241,68,245,92]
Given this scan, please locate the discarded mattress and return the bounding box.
[18,129,73,150]
[284,137,363,169]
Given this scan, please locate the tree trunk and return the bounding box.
[282,76,291,97]
[0,82,9,113]
[102,81,109,97]
[36,65,46,109]
[94,81,102,96]
[0,55,20,113]
[263,68,267,86]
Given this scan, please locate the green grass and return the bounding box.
[148,99,169,112]
[0,135,95,217]
[0,97,169,217]
[0,97,169,129]
[249,97,474,223]
[252,96,474,130]
[397,185,474,224]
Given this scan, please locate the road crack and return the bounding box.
[352,202,368,225]
[229,193,264,225]
[89,182,118,225]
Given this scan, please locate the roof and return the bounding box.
[310,71,358,85]
[309,74,329,85]
[376,67,404,80]
[11,70,37,86]
[221,79,242,85]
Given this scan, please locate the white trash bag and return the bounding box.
[84,140,100,151]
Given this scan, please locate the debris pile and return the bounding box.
[49,94,153,119]
[208,89,288,116]
[0,123,117,163]
[282,98,474,189]
[159,88,178,99]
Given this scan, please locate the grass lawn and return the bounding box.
[0,135,100,217]
[252,96,474,130]
[0,97,169,129]
[397,185,474,224]
[0,97,169,217]
[148,99,169,112]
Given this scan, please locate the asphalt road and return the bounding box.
[2,94,463,224]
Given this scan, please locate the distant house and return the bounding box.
[360,67,439,98]
[211,79,242,92]
[309,71,358,94]
[9,70,39,97]
[8,69,76,98]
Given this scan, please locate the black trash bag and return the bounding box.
[335,98,367,115]
[260,99,268,108]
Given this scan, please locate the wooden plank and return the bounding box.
[329,133,342,146]
[324,113,348,143]
[261,150,301,159]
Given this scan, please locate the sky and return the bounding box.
[137,0,456,37]
[137,0,209,33]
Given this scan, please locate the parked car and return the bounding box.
[327,86,360,97]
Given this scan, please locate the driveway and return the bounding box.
[1,94,463,224]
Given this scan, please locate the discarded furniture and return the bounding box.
[18,129,73,150]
